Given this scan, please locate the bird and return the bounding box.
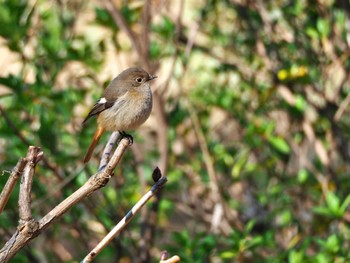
[82,67,157,163]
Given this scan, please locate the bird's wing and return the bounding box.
[82,97,115,124]
[83,76,130,125]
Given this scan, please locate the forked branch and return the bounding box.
[0,137,131,262]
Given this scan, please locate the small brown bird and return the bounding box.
[83,67,157,163]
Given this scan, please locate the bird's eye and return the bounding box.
[136,77,143,83]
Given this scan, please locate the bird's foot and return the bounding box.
[119,131,133,145]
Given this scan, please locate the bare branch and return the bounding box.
[18,146,43,223]
[39,138,130,230]
[103,0,144,63]
[141,0,151,60]
[187,101,240,233]
[0,157,28,214]
[335,91,350,121]
[0,138,131,262]
[82,168,167,263]
[99,132,120,171]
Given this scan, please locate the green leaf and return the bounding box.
[278,210,292,226]
[313,206,331,216]
[288,250,304,263]
[297,169,309,184]
[295,95,307,112]
[306,27,319,39]
[317,18,330,38]
[149,41,161,59]
[325,191,340,215]
[121,5,140,24]
[244,220,255,234]
[268,136,291,154]
[153,15,175,39]
[340,193,350,214]
[325,235,340,253]
[220,251,236,259]
[315,253,329,263]
[38,111,57,153]
[95,7,118,31]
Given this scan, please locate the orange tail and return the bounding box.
[84,126,105,163]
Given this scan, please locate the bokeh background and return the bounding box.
[1,0,350,262]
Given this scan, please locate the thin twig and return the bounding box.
[82,168,167,263]
[39,138,130,229]
[99,132,120,171]
[0,158,28,214]
[187,101,236,233]
[155,0,184,97]
[184,22,199,58]
[187,103,219,195]
[141,0,151,60]
[160,250,181,263]
[334,91,350,121]
[103,0,146,66]
[0,138,131,263]
[18,146,43,223]
[0,106,31,146]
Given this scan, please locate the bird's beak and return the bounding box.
[148,75,157,81]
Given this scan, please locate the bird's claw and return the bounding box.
[120,131,133,145]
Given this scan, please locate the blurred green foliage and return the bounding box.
[1,0,350,262]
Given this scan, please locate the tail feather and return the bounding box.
[84,126,105,163]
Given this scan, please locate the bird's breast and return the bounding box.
[98,87,152,131]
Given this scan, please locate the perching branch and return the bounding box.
[82,167,167,263]
[0,137,131,262]
[99,131,120,171]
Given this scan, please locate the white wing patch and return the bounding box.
[98,97,107,104]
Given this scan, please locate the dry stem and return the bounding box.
[0,158,28,214]
[82,168,167,263]
[0,138,130,262]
